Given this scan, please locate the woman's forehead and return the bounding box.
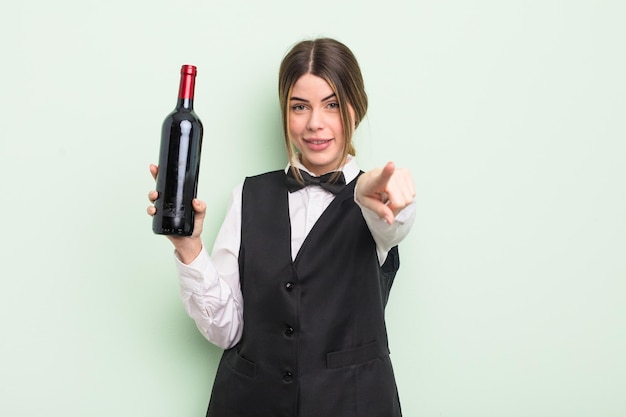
[291,74,335,99]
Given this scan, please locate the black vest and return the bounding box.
[206,171,402,417]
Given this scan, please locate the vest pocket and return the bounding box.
[326,341,383,369]
[225,350,257,379]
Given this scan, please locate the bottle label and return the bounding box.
[163,202,186,218]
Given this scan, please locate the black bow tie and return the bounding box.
[285,169,346,194]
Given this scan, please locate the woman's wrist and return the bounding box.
[172,237,203,264]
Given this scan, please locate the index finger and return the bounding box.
[374,161,395,190]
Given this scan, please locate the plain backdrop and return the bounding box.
[1,0,625,416]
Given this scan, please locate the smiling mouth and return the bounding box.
[304,138,333,145]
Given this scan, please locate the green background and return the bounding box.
[1,0,625,416]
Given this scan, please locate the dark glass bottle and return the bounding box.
[152,65,204,236]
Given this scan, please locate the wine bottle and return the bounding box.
[152,65,204,236]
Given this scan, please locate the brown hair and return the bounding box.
[278,38,368,181]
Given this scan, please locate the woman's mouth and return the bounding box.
[303,138,333,151]
[304,138,333,145]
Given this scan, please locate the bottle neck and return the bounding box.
[176,98,194,110]
[177,68,196,110]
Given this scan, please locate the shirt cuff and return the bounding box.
[174,245,220,295]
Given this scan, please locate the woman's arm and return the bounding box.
[147,165,244,349]
[355,162,417,263]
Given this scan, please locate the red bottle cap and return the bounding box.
[180,65,197,76]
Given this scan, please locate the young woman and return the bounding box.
[148,37,416,417]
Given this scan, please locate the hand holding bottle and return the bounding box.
[147,163,205,264]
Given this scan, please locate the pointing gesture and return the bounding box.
[356,162,416,224]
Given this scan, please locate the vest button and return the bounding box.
[283,371,293,382]
[285,282,295,291]
[284,327,294,336]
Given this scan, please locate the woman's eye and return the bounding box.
[291,104,307,111]
[327,102,340,110]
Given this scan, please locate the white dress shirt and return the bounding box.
[174,156,416,349]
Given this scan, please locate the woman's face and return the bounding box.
[288,73,354,176]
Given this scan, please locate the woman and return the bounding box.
[148,37,416,417]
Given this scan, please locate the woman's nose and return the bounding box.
[306,109,324,131]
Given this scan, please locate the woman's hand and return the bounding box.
[356,161,415,224]
[147,163,206,264]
